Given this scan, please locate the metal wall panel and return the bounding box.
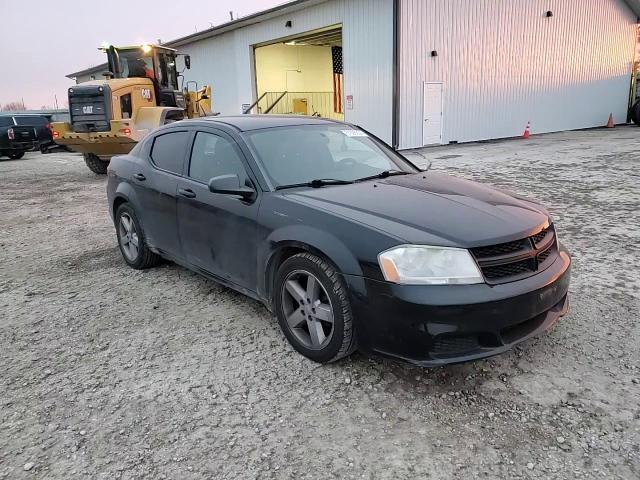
[398,0,638,149]
[75,73,99,84]
[177,33,238,115]
[179,0,395,143]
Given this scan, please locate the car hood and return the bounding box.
[280,173,550,247]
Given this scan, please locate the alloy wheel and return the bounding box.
[118,213,140,261]
[281,270,335,350]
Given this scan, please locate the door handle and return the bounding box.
[178,188,196,199]
[133,173,146,181]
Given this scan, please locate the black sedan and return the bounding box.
[106,116,571,366]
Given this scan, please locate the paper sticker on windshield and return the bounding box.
[341,130,368,137]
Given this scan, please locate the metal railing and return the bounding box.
[250,91,344,120]
[264,92,288,114]
[242,92,268,114]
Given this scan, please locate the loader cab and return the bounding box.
[105,45,185,110]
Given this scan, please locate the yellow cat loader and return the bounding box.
[52,44,212,173]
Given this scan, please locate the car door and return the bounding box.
[131,129,191,259]
[176,129,261,291]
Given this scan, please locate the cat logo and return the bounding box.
[82,105,93,114]
[141,88,153,101]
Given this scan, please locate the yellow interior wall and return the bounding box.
[254,43,343,120]
[255,43,334,92]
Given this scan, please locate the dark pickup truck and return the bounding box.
[0,115,55,159]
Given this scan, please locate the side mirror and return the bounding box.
[209,174,255,200]
[184,55,191,70]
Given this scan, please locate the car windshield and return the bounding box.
[244,125,419,188]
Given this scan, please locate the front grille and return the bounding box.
[531,229,550,246]
[537,247,553,264]
[69,84,112,133]
[471,225,557,284]
[471,239,528,259]
[432,335,479,355]
[482,258,536,280]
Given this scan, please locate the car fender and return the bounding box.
[111,181,141,223]
[259,224,364,300]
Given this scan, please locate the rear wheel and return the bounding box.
[274,253,357,363]
[631,101,640,126]
[115,203,161,269]
[84,153,109,174]
[8,152,24,160]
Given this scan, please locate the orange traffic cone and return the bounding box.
[523,121,531,139]
[606,113,614,128]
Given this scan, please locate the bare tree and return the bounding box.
[1,101,25,112]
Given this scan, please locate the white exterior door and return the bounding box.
[423,82,443,145]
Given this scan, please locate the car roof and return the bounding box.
[180,115,346,132]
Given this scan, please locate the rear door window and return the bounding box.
[150,131,190,174]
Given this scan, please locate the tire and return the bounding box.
[631,101,640,127]
[115,203,162,269]
[273,253,357,363]
[8,152,24,160]
[84,153,109,174]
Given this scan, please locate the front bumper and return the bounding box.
[50,121,137,156]
[345,247,571,366]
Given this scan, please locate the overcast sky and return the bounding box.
[0,0,284,109]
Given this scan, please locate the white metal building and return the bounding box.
[68,0,640,149]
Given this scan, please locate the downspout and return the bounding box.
[392,0,401,149]
[627,20,639,122]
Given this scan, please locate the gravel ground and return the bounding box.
[1,127,639,479]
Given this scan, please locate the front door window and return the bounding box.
[189,132,250,185]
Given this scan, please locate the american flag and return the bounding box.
[332,46,343,113]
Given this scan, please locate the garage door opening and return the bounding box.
[250,26,343,120]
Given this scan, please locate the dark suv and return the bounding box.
[0,115,54,159]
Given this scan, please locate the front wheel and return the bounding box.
[274,253,357,363]
[84,153,109,174]
[8,152,24,160]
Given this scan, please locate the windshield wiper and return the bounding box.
[275,178,354,191]
[354,170,411,183]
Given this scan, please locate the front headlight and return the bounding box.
[378,245,484,285]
